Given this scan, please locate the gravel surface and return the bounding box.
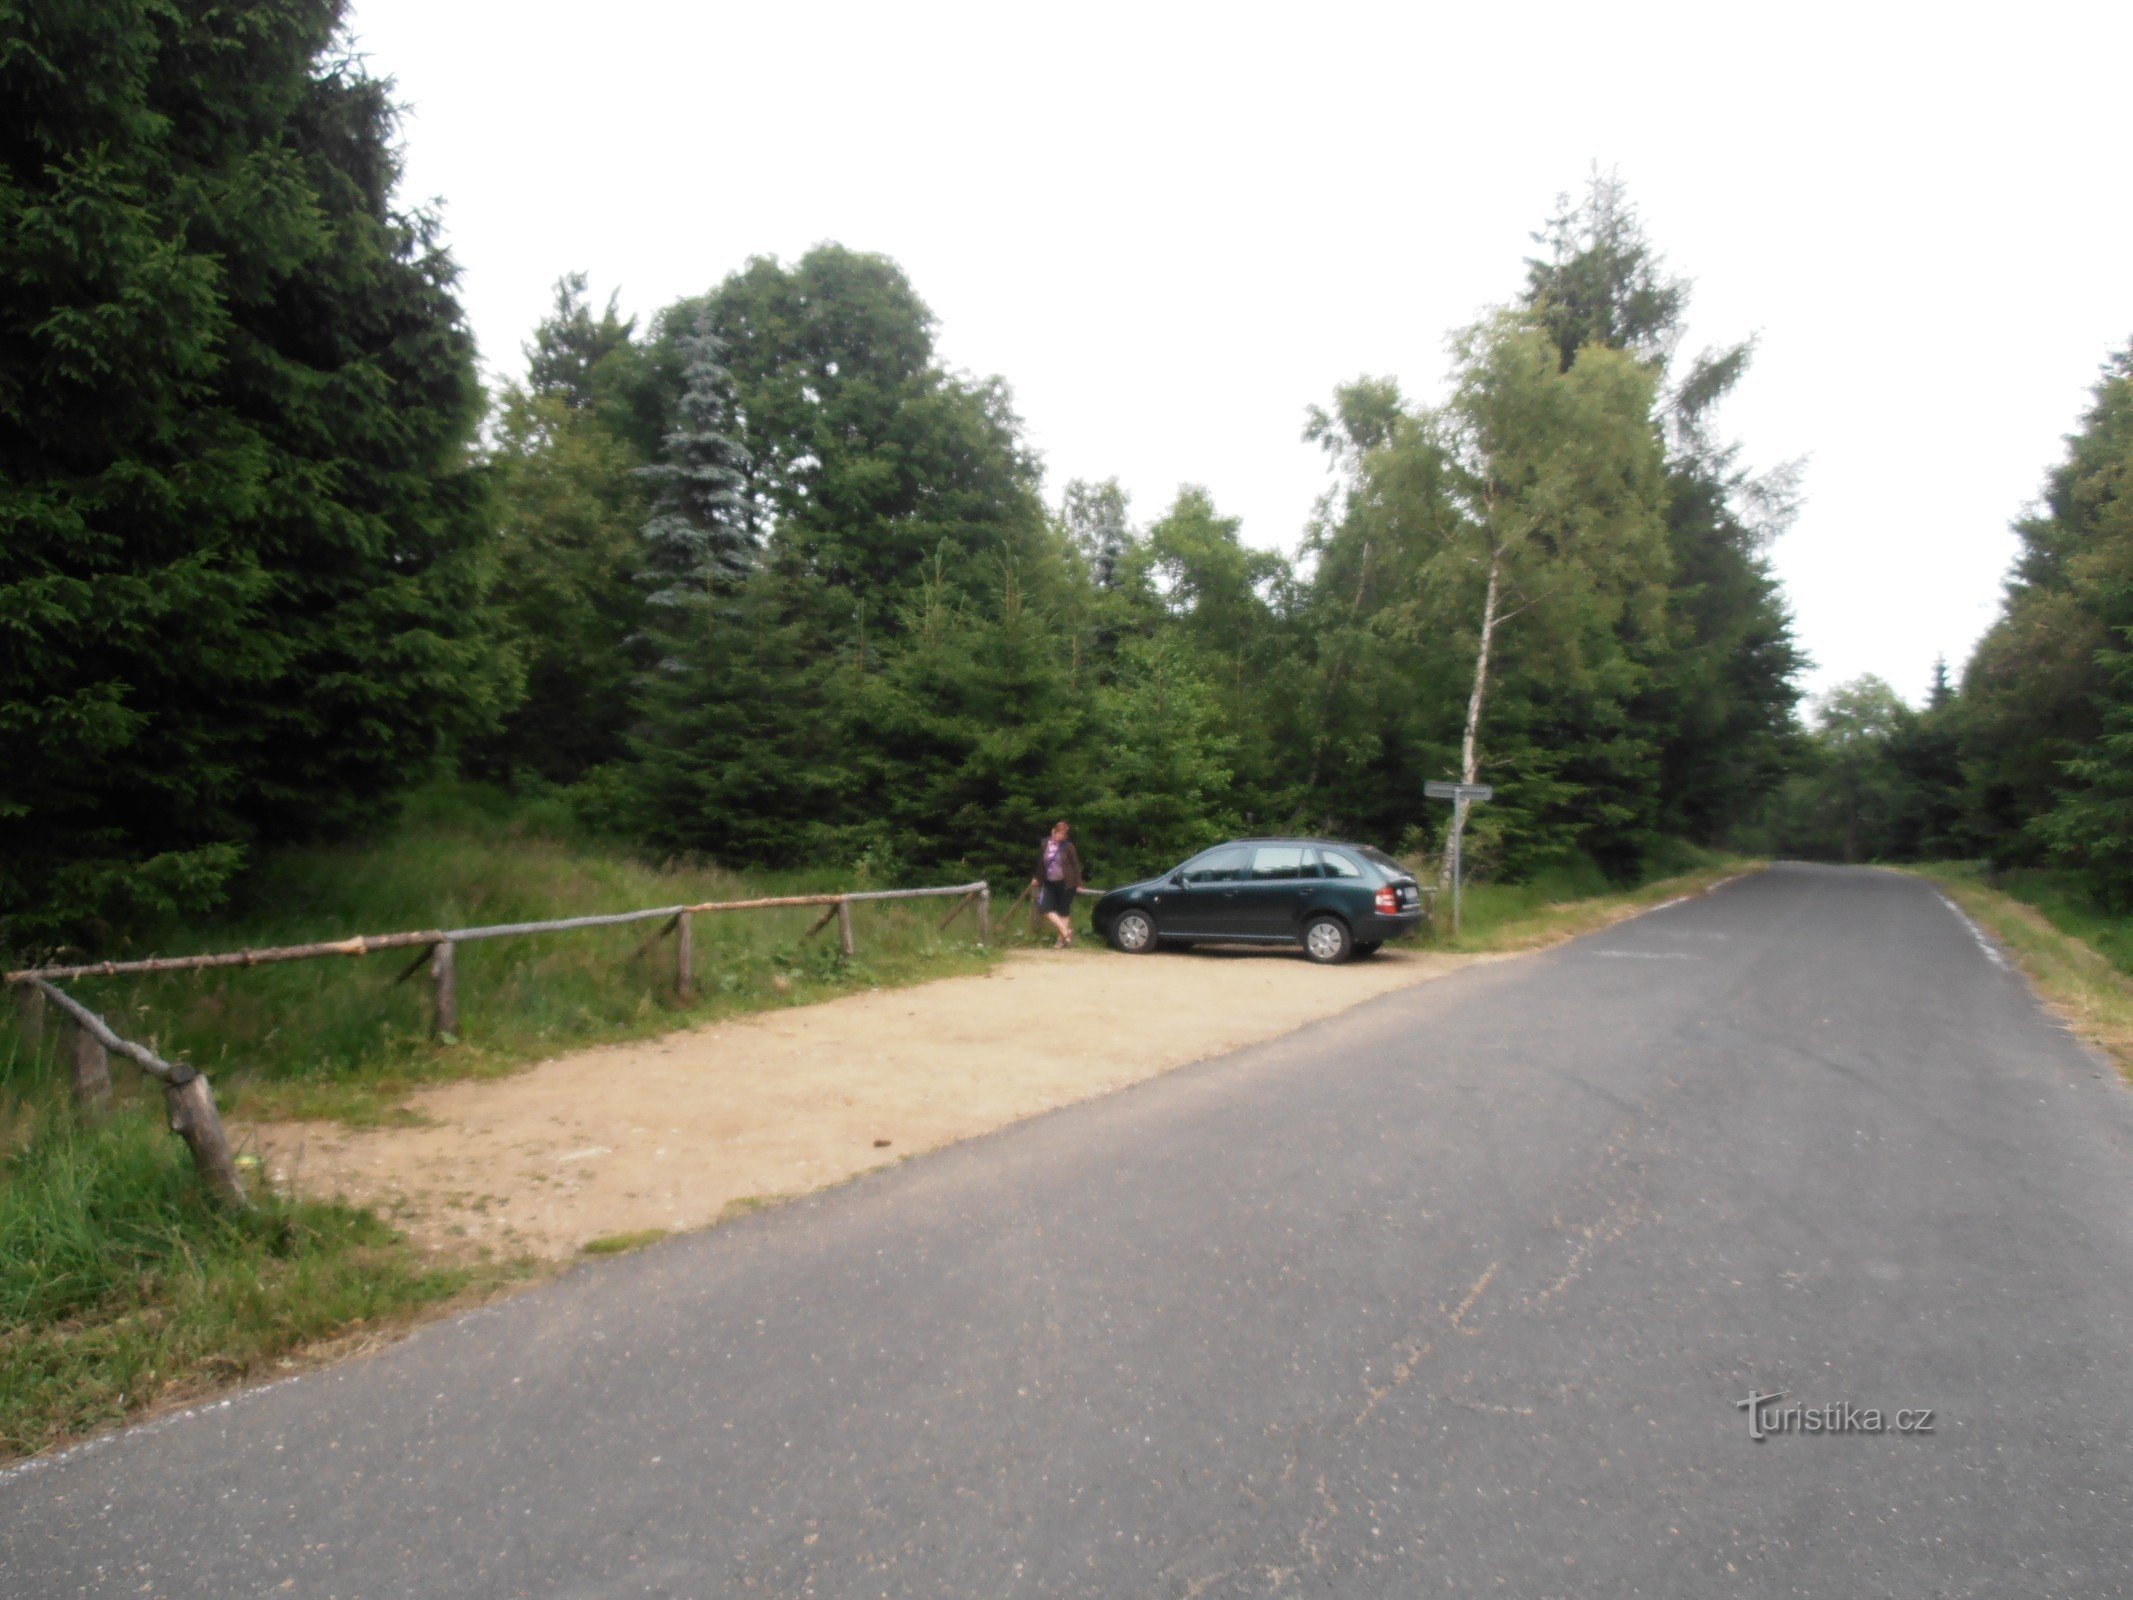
[246,943,1484,1257]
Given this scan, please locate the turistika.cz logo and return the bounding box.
[1736,1391,1936,1441]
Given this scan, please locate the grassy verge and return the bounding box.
[1908,864,2133,1081]
[6,784,1011,1126]
[1427,846,1754,954]
[0,1058,526,1461]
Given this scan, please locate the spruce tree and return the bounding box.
[620,319,837,861]
[2027,347,2133,900]
[0,1,508,953]
[609,247,1069,868]
[854,564,1085,882]
[634,317,756,614]
[1521,173,1806,848]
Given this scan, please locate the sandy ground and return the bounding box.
[247,945,1489,1258]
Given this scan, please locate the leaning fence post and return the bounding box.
[430,939,458,1038]
[837,898,855,959]
[13,981,44,1056]
[675,911,695,1002]
[164,1074,246,1207]
[71,1020,112,1121]
[977,885,991,944]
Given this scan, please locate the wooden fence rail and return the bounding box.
[10,976,246,1207]
[4,882,991,986]
[4,878,989,1203]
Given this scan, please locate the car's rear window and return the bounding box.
[1356,845,1414,879]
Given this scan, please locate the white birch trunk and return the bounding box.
[1440,545,1502,893]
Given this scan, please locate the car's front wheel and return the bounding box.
[1302,915,1353,965]
[1110,908,1157,954]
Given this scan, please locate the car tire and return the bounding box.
[1353,940,1382,957]
[1110,909,1157,954]
[1302,915,1353,965]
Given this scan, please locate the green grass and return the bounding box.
[1920,863,2133,977]
[0,1049,519,1460]
[8,783,1014,1125]
[580,1228,669,1256]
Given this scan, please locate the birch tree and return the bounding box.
[1423,314,1671,881]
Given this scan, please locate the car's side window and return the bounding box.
[1249,846,1308,880]
[1180,846,1251,884]
[1319,849,1363,879]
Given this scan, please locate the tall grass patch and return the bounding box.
[0,1046,496,1459]
[30,784,1003,1123]
[1927,865,2133,977]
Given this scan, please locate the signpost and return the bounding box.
[1423,780,1494,937]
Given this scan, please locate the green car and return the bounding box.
[1091,839,1427,964]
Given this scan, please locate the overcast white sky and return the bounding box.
[346,0,2130,707]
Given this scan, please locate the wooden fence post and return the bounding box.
[837,898,855,959]
[164,1074,246,1207]
[71,1020,112,1122]
[14,981,44,1056]
[978,885,991,944]
[675,911,695,1002]
[430,939,458,1038]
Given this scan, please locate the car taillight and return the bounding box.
[1374,887,1398,914]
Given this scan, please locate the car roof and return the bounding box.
[1214,838,1409,861]
[1223,837,1378,849]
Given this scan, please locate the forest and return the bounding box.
[2,0,2128,963]
[1761,342,2133,910]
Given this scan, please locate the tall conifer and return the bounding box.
[0,1,507,951]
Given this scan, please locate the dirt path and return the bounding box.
[248,945,1490,1258]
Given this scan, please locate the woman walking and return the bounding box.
[1030,820,1083,949]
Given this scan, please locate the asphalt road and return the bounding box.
[6,864,2132,1598]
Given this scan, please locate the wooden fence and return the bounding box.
[10,976,247,1206]
[4,879,990,1204]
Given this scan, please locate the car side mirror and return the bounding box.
[1168,872,1185,887]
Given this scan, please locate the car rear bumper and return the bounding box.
[1352,910,1425,941]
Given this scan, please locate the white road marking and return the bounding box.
[1937,894,2011,971]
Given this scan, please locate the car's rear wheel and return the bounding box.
[1302,915,1353,965]
[1111,909,1156,953]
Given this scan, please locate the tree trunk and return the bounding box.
[1440,545,1503,894]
